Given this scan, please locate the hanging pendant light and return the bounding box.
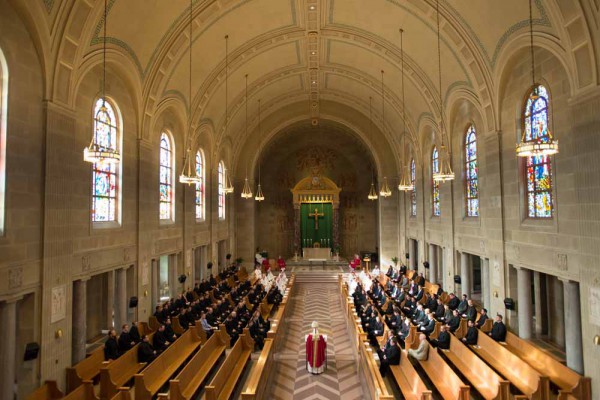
[367,96,378,201]
[255,99,265,202]
[432,0,455,183]
[516,0,558,157]
[241,74,253,199]
[397,28,414,192]
[379,70,392,197]
[179,0,202,185]
[222,35,234,194]
[83,0,121,165]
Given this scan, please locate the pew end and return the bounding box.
[26,380,63,400]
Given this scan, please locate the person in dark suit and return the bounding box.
[457,294,469,315]
[462,320,479,345]
[118,324,136,353]
[434,299,445,320]
[420,313,436,336]
[138,335,157,363]
[476,308,489,329]
[489,314,507,342]
[463,299,477,322]
[377,335,400,377]
[387,309,402,331]
[447,293,459,310]
[415,273,426,287]
[153,325,171,352]
[399,264,407,276]
[431,325,450,350]
[446,310,461,333]
[129,322,141,343]
[368,316,384,347]
[104,330,120,361]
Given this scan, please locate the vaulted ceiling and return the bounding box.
[16,0,600,174]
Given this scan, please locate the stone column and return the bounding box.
[481,258,490,309]
[533,271,543,335]
[460,252,471,297]
[106,270,115,329]
[114,268,127,330]
[151,259,158,307]
[0,298,19,400]
[428,244,437,283]
[562,280,584,374]
[517,267,533,339]
[72,279,88,364]
[438,247,445,289]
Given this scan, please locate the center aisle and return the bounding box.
[267,272,365,400]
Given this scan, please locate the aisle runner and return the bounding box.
[268,278,364,400]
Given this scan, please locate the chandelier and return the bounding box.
[367,96,378,201]
[516,0,558,157]
[179,0,202,185]
[432,0,455,183]
[397,28,413,192]
[379,70,392,198]
[255,99,265,201]
[223,35,234,194]
[83,0,121,165]
[241,74,253,199]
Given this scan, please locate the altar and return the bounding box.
[303,247,331,260]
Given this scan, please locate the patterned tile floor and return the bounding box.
[267,277,365,400]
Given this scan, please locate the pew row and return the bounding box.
[240,338,274,400]
[389,350,432,400]
[168,328,229,400]
[66,346,105,393]
[504,332,591,400]
[204,334,254,400]
[63,380,97,400]
[441,334,510,400]
[417,342,470,400]
[470,331,550,399]
[26,380,63,400]
[133,327,202,400]
[358,340,394,400]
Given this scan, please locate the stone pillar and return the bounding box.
[517,267,533,339]
[114,268,127,330]
[151,259,158,307]
[428,244,437,283]
[106,270,115,329]
[563,280,584,374]
[460,252,471,297]
[438,247,445,289]
[0,298,19,400]
[72,279,88,364]
[481,258,490,309]
[533,271,543,335]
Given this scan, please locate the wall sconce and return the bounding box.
[594,335,599,346]
[493,291,498,298]
[144,290,148,297]
[55,329,63,339]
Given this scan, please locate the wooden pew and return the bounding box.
[441,334,510,400]
[259,298,273,320]
[148,316,160,331]
[63,380,97,400]
[240,338,274,400]
[99,337,151,400]
[404,324,419,350]
[133,327,202,400]
[204,334,254,400]
[193,320,209,344]
[168,328,229,400]
[504,332,591,400]
[26,380,63,400]
[417,342,470,400]
[358,340,394,400]
[171,316,186,335]
[66,346,105,393]
[470,331,550,399]
[267,300,286,339]
[390,350,432,400]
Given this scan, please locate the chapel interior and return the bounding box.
[1,0,600,399]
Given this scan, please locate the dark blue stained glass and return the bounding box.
[410,159,417,217]
[432,147,440,216]
[159,133,174,220]
[465,125,479,217]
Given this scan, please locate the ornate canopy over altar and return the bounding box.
[291,176,342,256]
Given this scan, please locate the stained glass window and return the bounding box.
[465,125,479,217]
[195,150,205,220]
[92,98,119,222]
[218,161,226,220]
[524,85,553,218]
[159,132,174,221]
[432,147,440,216]
[410,159,417,217]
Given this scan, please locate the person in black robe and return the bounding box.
[446,310,461,333]
[104,330,120,361]
[248,319,265,350]
[118,324,136,353]
[489,314,507,342]
[476,308,489,329]
[153,325,171,352]
[378,336,400,377]
[164,318,178,341]
[447,293,459,310]
[138,335,157,363]
[129,322,141,343]
[431,325,450,349]
[462,320,479,345]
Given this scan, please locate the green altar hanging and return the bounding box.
[300,203,333,248]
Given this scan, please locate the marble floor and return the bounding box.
[267,275,365,400]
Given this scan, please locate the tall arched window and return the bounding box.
[218,161,226,220]
[159,132,175,221]
[524,85,553,218]
[410,158,417,217]
[432,147,440,216]
[0,48,7,233]
[91,98,121,223]
[195,150,205,220]
[465,124,479,217]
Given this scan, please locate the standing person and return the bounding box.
[104,330,120,361]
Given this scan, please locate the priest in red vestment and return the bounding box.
[262,258,270,271]
[306,321,327,374]
[277,256,286,271]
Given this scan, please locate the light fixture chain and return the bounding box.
[102,0,107,105]
[529,0,536,89]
